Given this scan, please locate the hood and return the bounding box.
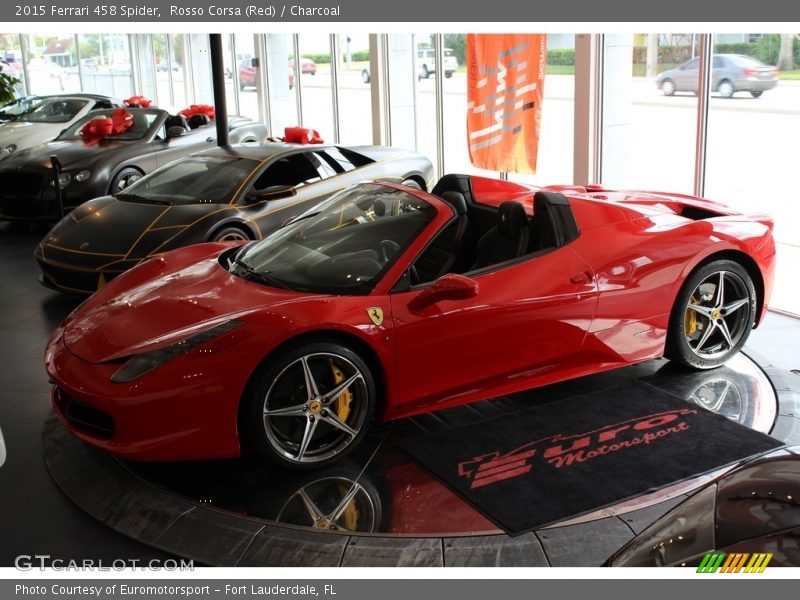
[45,196,227,257]
[2,138,131,171]
[62,246,313,363]
[0,120,65,158]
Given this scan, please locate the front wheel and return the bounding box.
[401,177,422,190]
[661,79,676,96]
[109,167,143,195]
[665,260,756,370]
[241,341,376,469]
[210,226,251,242]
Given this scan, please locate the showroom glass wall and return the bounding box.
[1,31,797,315]
[597,32,799,315]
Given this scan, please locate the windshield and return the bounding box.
[0,96,43,121]
[116,155,259,205]
[17,97,89,123]
[729,55,767,68]
[58,108,161,141]
[231,184,436,295]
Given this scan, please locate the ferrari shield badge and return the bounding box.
[367,307,384,326]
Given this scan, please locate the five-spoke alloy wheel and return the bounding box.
[242,341,376,469]
[666,260,756,369]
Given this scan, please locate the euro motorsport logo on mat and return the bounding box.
[696,552,773,573]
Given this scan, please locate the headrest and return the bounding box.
[165,114,189,131]
[187,113,211,129]
[440,191,468,216]
[497,201,527,238]
[534,190,570,209]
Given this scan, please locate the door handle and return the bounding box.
[570,271,591,284]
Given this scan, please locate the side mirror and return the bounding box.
[166,126,185,139]
[408,273,479,312]
[245,184,296,204]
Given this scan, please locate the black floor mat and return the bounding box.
[399,381,782,535]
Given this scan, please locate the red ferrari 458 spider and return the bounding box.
[45,174,775,469]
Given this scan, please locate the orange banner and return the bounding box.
[467,34,547,174]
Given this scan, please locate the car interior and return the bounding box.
[407,174,581,286]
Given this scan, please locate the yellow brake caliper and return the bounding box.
[685,295,698,337]
[330,362,352,423]
[338,483,361,530]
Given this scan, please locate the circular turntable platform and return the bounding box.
[43,352,800,566]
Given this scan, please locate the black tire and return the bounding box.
[750,90,763,98]
[401,178,422,190]
[665,259,756,370]
[210,226,251,242]
[361,69,370,84]
[240,340,377,470]
[239,81,245,91]
[445,71,453,79]
[421,65,430,79]
[109,167,143,195]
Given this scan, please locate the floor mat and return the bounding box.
[398,381,781,535]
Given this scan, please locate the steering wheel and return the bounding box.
[379,240,401,263]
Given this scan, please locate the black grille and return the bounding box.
[55,388,115,439]
[37,259,119,295]
[0,168,61,220]
[0,169,43,196]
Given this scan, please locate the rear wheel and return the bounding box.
[750,90,763,98]
[361,69,370,84]
[665,260,756,370]
[241,341,376,469]
[718,80,735,98]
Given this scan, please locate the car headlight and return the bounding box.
[49,173,72,189]
[3,144,16,154]
[74,169,91,182]
[110,320,243,383]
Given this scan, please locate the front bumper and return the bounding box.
[35,242,134,295]
[45,329,245,461]
[0,168,97,221]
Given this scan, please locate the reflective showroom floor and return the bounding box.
[1,222,799,566]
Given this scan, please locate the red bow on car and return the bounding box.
[179,104,216,119]
[124,95,152,108]
[269,127,324,144]
[80,109,135,145]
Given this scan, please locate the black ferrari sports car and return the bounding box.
[606,445,800,567]
[35,143,433,294]
[0,107,267,222]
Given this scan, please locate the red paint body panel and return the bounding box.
[44,177,776,461]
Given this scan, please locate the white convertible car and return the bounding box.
[0,93,120,162]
